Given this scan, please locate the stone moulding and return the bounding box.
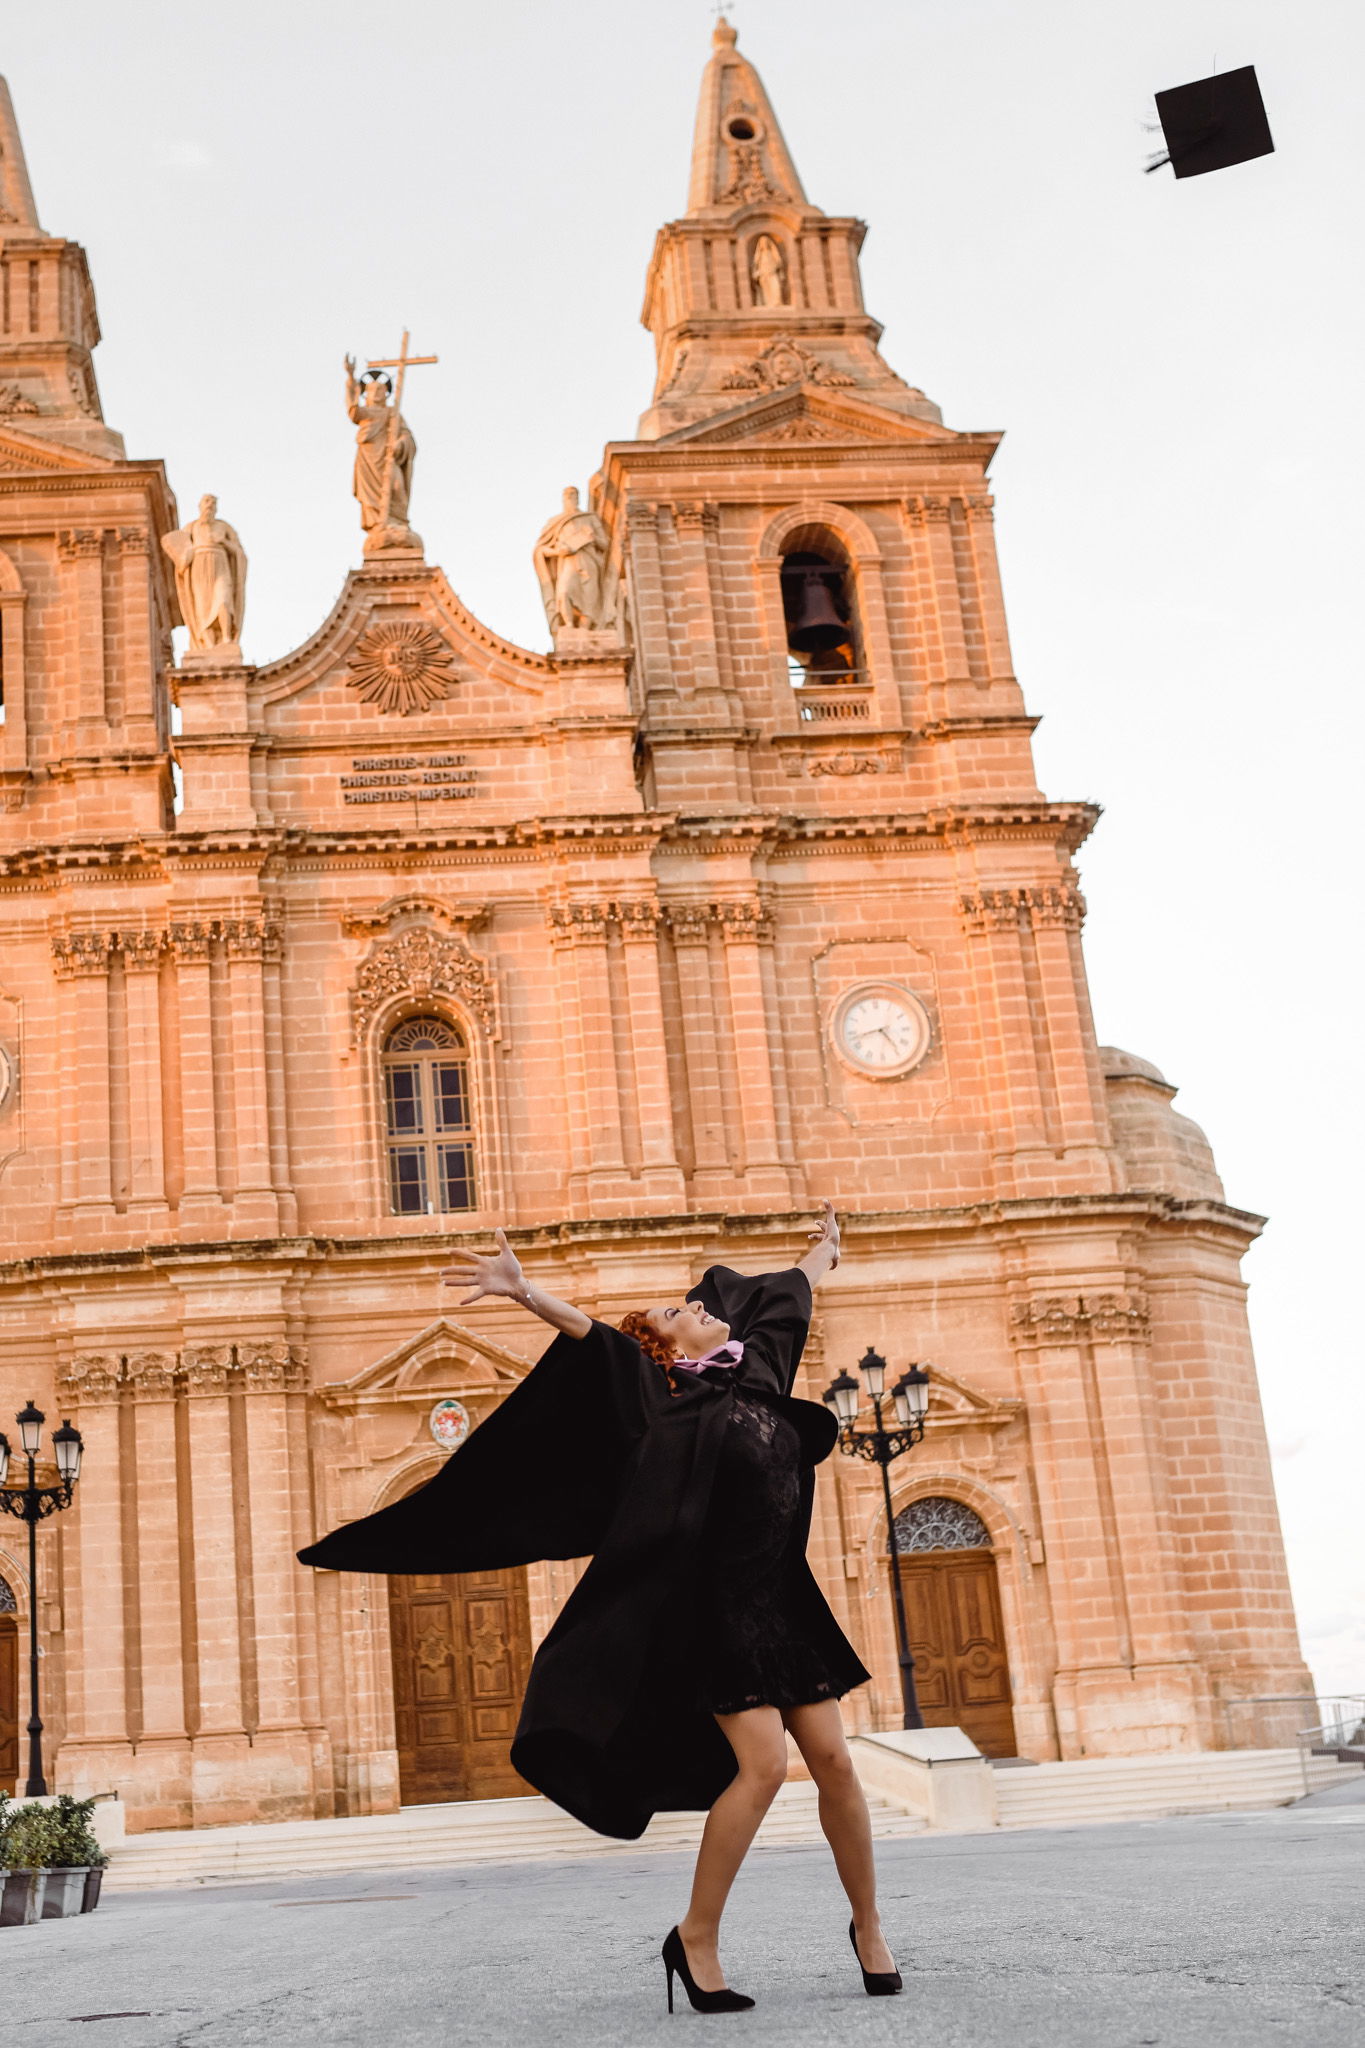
[55,1342,306,1403]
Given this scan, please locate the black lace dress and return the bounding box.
[686,1269,870,1718]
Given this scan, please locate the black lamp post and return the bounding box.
[0,1402,84,1796]
[823,1349,930,1729]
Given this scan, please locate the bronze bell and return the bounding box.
[782,561,849,652]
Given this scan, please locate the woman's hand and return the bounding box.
[441,1229,525,1307]
[799,1199,841,1279]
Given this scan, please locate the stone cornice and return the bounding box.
[0,801,1101,882]
[0,1193,1267,1291]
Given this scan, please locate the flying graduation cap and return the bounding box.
[1148,64,1274,178]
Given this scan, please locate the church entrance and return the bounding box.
[891,1497,1017,1758]
[387,1567,534,1804]
[0,1606,19,1794]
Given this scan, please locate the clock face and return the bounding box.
[832,985,930,1078]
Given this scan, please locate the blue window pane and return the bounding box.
[384,1062,424,1136]
[437,1143,476,1213]
[388,1146,429,1214]
[433,1061,470,1131]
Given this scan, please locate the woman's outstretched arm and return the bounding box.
[796,1198,841,1287]
[442,1230,592,1339]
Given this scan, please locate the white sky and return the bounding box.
[11,0,1363,1704]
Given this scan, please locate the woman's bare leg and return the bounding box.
[784,1699,896,1974]
[677,1705,789,1991]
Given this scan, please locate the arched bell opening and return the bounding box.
[891,1495,1018,1758]
[779,534,862,684]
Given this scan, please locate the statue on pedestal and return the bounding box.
[162,494,247,656]
[750,234,787,307]
[533,487,614,637]
[345,356,420,553]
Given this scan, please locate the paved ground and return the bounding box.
[5,1805,1363,2048]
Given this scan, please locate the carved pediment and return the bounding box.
[0,421,119,474]
[340,893,490,939]
[921,1362,1023,1435]
[257,561,551,710]
[663,388,965,452]
[313,1317,533,1411]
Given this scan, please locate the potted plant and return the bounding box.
[0,1796,52,1926]
[41,1796,107,1917]
[0,1793,108,1924]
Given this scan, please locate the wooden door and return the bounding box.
[388,1567,533,1804]
[895,1547,1017,1757]
[0,1616,18,1794]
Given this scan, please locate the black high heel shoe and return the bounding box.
[662,1926,755,2014]
[849,1918,903,1996]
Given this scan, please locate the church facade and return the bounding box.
[0,29,1310,1831]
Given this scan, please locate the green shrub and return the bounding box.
[47,1795,107,1868]
[0,1793,106,1869]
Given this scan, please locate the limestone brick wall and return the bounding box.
[0,30,1312,1825]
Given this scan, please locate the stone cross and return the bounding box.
[365,330,438,532]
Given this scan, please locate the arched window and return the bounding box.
[780,542,861,686]
[0,1578,15,1615]
[893,1496,991,1554]
[381,1015,477,1215]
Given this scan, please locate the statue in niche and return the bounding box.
[533,486,614,636]
[162,493,247,654]
[750,234,788,307]
[344,357,419,551]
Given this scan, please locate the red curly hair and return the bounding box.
[618,1308,682,1394]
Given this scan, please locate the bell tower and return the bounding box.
[639,18,942,440]
[0,76,177,836]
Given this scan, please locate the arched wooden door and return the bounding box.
[0,1600,19,1795]
[387,1566,534,1804]
[892,1497,1017,1758]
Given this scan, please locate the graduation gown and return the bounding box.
[298,1265,868,1839]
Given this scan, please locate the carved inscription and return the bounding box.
[340,753,478,805]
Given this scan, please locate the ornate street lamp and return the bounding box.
[0,1403,84,1796]
[823,1349,931,1729]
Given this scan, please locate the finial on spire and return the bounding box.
[687,18,807,214]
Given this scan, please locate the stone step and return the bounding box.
[992,1749,1362,1828]
[104,1782,924,1892]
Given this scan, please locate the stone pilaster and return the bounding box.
[614,898,686,1203]
[665,902,730,1190]
[51,929,114,1231]
[715,898,790,1199]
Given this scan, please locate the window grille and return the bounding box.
[0,1578,15,1615]
[380,1015,477,1215]
[892,1496,991,1553]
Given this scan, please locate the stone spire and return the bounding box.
[0,78,41,229]
[637,22,940,439]
[685,17,808,215]
[0,75,123,459]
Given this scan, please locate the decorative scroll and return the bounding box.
[351,925,495,1043]
[721,338,856,393]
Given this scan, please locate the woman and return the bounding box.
[298,1201,900,2013]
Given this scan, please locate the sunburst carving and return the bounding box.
[347,622,456,716]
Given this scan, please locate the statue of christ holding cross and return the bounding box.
[344,329,437,555]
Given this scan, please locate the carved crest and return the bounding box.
[351,925,496,1044]
[346,622,457,716]
[721,339,856,394]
